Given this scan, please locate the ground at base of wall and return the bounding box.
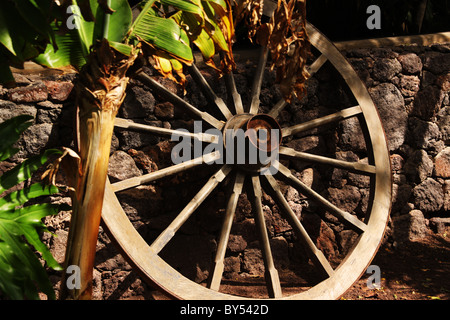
[97,227,450,301]
[342,228,450,300]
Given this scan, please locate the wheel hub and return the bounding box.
[222,113,282,172]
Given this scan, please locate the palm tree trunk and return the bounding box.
[60,39,137,300]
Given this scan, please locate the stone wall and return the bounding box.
[0,41,449,299]
[342,44,450,243]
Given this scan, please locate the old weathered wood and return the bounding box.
[279,146,376,175]
[208,172,245,291]
[100,22,391,300]
[262,174,334,277]
[224,70,245,115]
[188,64,233,120]
[248,175,283,298]
[150,165,232,254]
[281,105,362,137]
[115,117,219,143]
[135,72,224,130]
[249,47,269,115]
[276,161,367,233]
[335,31,450,51]
[111,151,221,193]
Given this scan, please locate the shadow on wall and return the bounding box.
[346,45,449,244]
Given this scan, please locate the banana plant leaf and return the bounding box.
[172,11,215,62]
[160,0,204,18]
[202,0,229,52]
[130,11,194,63]
[34,0,132,68]
[0,0,55,83]
[163,0,232,72]
[0,0,55,60]
[13,0,56,42]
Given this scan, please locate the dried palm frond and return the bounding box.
[235,0,264,42]
[238,0,310,103]
[217,0,237,74]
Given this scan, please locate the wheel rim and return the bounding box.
[101,23,392,300]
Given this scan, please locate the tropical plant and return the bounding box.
[0,0,61,85]
[0,115,66,300]
[7,0,234,300]
[34,0,234,80]
[0,0,310,300]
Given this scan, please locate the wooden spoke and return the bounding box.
[279,146,376,175]
[188,64,233,120]
[150,165,232,255]
[101,23,392,300]
[135,72,224,130]
[281,105,362,137]
[208,172,246,291]
[262,174,334,277]
[276,162,367,233]
[307,53,327,76]
[267,99,288,119]
[114,118,219,144]
[248,175,283,298]
[111,151,222,193]
[224,71,244,114]
[249,47,269,115]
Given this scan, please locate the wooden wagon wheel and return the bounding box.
[100,21,391,299]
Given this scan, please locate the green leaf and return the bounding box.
[0,115,34,161]
[13,0,55,43]
[0,1,42,63]
[204,0,227,17]
[170,57,184,72]
[109,41,134,56]
[2,203,63,271]
[175,11,215,61]
[71,0,95,57]
[205,0,227,9]
[33,25,87,69]
[195,29,215,60]
[128,0,158,34]
[0,253,24,300]
[160,0,204,18]
[0,183,59,212]
[0,219,56,299]
[0,6,18,57]
[0,149,63,195]
[131,14,193,62]
[34,0,132,68]
[202,0,229,52]
[91,0,133,44]
[0,119,65,299]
